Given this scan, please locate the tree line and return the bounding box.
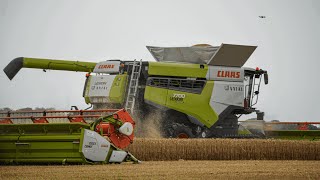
[0,107,56,112]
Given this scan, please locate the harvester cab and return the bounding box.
[3,43,268,139]
[82,60,128,109]
[243,67,268,113]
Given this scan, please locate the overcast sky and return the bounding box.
[0,0,319,121]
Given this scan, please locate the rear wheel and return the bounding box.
[164,123,195,138]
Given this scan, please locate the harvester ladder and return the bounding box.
[125,59,142,115]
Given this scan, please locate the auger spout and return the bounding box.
[3,57,97,80]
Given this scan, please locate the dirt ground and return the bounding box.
[0,161,319,180]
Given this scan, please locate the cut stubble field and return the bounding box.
[1,161,319,180]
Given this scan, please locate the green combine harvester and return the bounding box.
[3,43,270,138]
[1,43,319,165]
[240,120,320,141]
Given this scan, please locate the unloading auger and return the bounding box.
[0,109,140,164]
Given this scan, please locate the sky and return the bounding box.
[0,0,319,121]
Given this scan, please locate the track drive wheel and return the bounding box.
[165,123,195,138]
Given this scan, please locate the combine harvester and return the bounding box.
[240,120,320,140]
[264,121,320,140]
[2,43,270,139]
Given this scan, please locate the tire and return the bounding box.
[164,123,195,138]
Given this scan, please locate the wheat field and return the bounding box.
[126,138,320,161]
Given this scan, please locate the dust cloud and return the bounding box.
[134,111,164,138]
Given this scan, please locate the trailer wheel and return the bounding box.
[165,123,195,138]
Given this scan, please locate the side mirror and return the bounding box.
[264,73,268,85]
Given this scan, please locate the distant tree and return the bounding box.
[45,107,56,111]
[1,107,57,112]
[35,107,45,111]
[35,107,56,111]
[17,107,33,111]
[0,107,12,112]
